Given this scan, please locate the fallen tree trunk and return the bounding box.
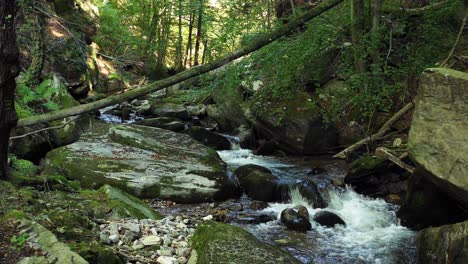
[17,0,344,128]
[375,147,415,174]
[333,102,414,159]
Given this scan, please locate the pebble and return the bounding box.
[202,215,213,221]
[141,235,162,246]
[109,234,120,243]
[157,256,177,264]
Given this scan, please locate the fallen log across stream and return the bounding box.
[16,0,344,128]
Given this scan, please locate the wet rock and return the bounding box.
[187,105,206,116]
[417,220,468,264]
[398,174,466,230]
[250,200,269,210]
[280,208,312,232]
[408,68,468,208]
[157,256,177,264]
[192,221,301,263]
[42,123,240,203]
[313,211,345,227]
[294,205,309,219]
[185,126,231,150]
[236,213,277,225]
[236,125,254,149]
[234,164,272,179]
[294,180,327,209]
[151,103,190,120]
[135,117,185,132]
[238,170,279,202]
[255,140,277,155]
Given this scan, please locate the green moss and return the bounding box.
[70,241,124,264]
[350,155,386,174]
[192,221,301,264]
[10,158,38,177]
[1,210,27,222]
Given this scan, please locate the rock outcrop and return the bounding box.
[191,221,301,264]
[417,220,468,264]
[408,68,468,207]
[42,123,240,203]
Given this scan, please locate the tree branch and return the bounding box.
[333,102,414,159]
[10,116,80,140]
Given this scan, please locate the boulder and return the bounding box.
[150,103,190,120]
[345,155,409,198]
[408,68,468,207]
[42,123,240,203]
[254,140,277,155]
[294,180,327,209]
[18,220,88,264]
[253,91,337,155]
[234,164,272,179]
[98,185,163,220]
[417,220,468,264]
[313,211,346,227]
[191,221,301,264]
[134,117,185,132]
[238,170,279,202]
[185,126,231,150]
[280,207,312,232]
[397,174,465,230]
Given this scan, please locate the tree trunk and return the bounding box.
[175,0,184,71]
[16,0,344,128]
[194,0,205,66]
[351,0,368,91]
[0,0,20,179]
[201,38,208,65]
[184,12,195,67]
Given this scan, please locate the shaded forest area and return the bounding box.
[0,0,467,263]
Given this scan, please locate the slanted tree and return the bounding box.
[0,0,19,180]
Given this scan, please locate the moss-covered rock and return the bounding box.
[18,220,88,264]
[417,220,468,264]
[134,117,186,132]
[185,126,231,150]
[191,221,301,264]
[42,123,240,203]
[408,68,468,207]
[97,185,162,220]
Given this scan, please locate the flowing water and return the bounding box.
[218,147,417,264]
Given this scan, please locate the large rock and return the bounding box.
[280,207,312,232]
[191,221,301,264]
[150,103,190,120]
[185,126,231,150]
[313,211,346,227]
[294,180,327,209]
[18,220,88,264]
[42,123,240,203]
[253,91,337,155]
[408,68,468,207]
[417,220,468,264]
[234,165,280,202]
[134,117,185,132]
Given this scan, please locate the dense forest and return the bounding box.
[0,0,467,263]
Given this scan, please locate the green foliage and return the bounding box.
[10,156,38,177]
[10,233,29,250]
[16,77,61,116]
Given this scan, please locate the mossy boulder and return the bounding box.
[252,91,337,155]
[191,221,301,264]
[408,68,468,207]
[417,220,468,263]
[134,117,185,132]
[150,102,190,120]
[97,185,162,220]
[185,126,231,150]
[234,164,272,179]
[18,220,88,264]
[42,123,240,203]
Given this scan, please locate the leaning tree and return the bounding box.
[0,0,19,180]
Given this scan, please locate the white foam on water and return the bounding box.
[219,146,416,264]
[260,187,416,263]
